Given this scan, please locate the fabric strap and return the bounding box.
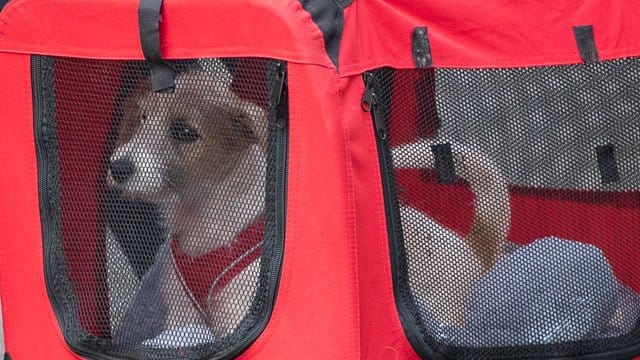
[138,0,175,92]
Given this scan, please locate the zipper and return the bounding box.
[32,55,73,352]
[361,72,387,140]
[220,61,289,360]
[362,70,437,360]
[34,56,119,360]
[33,56,120,360]
[272,62,288,303]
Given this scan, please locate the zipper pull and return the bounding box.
[361,72,387,140]
[270,63,287,109]
[270,63,288,129]
[361,72,375,112]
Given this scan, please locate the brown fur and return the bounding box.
[393,140,511,325]
[117,73,261,191]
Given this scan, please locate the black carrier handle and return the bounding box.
[138,0,175,92]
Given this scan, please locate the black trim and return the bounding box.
[33,55,126,360]
[431,143,456,184]
[0,0,9,12]
[412,27,433,68]
[138,0,175,92]
[298,0,344,69]
[573,25,600,63]
[596,144,620,184]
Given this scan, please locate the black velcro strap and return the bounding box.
[139,0,174,92]
[573,25,600,63]
[412,27,433,68]
[431,143,457,184]
[596,144,620,184]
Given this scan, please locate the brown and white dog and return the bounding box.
[109,60,267,346]
[392,140,511,326]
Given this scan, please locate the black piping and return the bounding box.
[362,70,435,360]
[215,61,289,360]
[298,0,344,69]
[138,0,175,92]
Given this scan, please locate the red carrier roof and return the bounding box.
[2,0,640,71]
[340,0,640,73]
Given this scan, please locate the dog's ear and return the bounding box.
[195,62,268,151]
[233,100,268,152]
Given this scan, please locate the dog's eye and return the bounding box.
[169,121,200,143]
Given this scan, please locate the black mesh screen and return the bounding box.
[33,56,286,359]
[369,61,640,359]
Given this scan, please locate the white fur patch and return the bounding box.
[109,114,169,199]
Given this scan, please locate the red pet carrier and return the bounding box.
[1,0,640,359]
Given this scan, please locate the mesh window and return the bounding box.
[33,56,287,359]
[367,61,640,359]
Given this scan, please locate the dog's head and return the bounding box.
[108,67,267,204]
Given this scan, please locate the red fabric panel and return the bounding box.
[0,0,333,68]
[0,53,81,359]
[238,64,361,359]
[345,76,421,359]
[341,0,640,74]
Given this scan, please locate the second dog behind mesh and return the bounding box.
[392,140,511,326]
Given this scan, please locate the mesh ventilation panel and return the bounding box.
[368,62,640,359]
[34,56,287,359]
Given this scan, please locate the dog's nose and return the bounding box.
[110,159,135,184]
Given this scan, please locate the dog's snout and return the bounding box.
[110,159,135,184]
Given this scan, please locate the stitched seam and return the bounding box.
[337,74,361,358]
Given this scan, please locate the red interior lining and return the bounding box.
[397,170,640,292]
[55,59,125,337]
